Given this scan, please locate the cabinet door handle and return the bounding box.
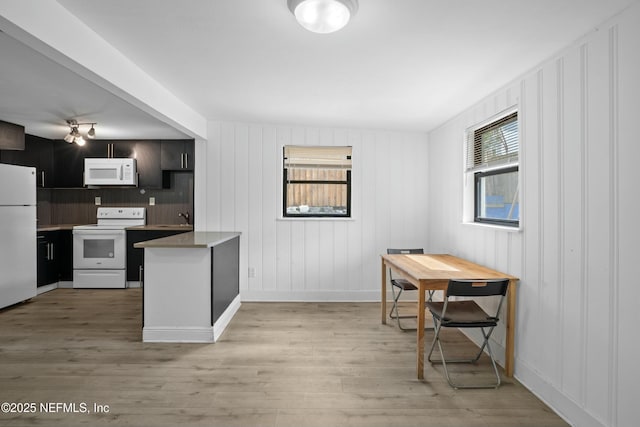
[41,171,45,187]
[50,243,54,261]
[46,243,50,260]
[180,153,184,169]
[184,153,188,169]
[139,265,144,288]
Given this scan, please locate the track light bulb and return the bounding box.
[87,125,96,139]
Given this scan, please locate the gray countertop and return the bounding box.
[37,224,83,232]
[37,224,194,232]
[133,231,240,249]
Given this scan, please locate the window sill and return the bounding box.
[277,217,356,222]
[461,221,522,232]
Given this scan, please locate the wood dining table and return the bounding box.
[381,253,519,380]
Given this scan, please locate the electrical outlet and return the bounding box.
[248,267,256,278]
[95,196,101,206]
[149,197,155,206]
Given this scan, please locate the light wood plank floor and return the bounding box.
[0,289,568,427]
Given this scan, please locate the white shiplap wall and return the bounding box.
[195,123,429,301]
[427,4,640,427]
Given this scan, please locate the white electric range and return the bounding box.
[72,207,145,288]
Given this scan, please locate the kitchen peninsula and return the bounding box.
[135,231,241,343]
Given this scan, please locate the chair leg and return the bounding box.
[390,289,436,331]
[427,322,501,389]
[389,286,413,331]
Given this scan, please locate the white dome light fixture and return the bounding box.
[287,0,358,34]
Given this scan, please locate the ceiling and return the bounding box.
[1,0,638,140]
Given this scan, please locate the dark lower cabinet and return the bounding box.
[37,230,73,287]
[126,229,192,282]
[57,230,73,281]
[37,232,57,287]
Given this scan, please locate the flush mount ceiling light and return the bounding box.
[287,0,358,34]
[64,119,96,146]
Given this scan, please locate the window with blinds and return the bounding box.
[283,146,352,218]
[466,112,518,172]
[466,111,519,227]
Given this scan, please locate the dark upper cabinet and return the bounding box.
[83,140,114,158]
[52,139,85,188]
[131,140,162,188]
[83,140,134,159]
[83,140,162,188]
[0,135,55,188]
[0,120,25,150]
[161,139,194,171]
[52,139,163,188]
[4,137,186,189]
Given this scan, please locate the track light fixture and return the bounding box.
[64,120,96,145]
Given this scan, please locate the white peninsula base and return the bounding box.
[136,232,241,343]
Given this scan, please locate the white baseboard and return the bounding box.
[460,329,597,427]
[142,295,242,343]
[515,358,602,427]
[142,326,214,343]
[241,289,380,302]
[36,283,57,294]
[213,295,241,341]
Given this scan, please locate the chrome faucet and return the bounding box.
[178,212,190,225]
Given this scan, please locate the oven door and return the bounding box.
[73,229,125,269]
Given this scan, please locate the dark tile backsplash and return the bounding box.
[38,172,193,226]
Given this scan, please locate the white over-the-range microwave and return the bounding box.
[84,158,138,186]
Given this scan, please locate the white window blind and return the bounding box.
[284,146,352,170]
[466,112,518,172]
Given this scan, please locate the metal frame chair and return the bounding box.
[426,278,509,389]
[386,248,432,331]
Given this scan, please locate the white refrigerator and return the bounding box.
[0,163,37,309]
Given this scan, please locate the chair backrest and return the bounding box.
[386,249,424,281]
[387,248,424,255]
[446,279,509,297]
